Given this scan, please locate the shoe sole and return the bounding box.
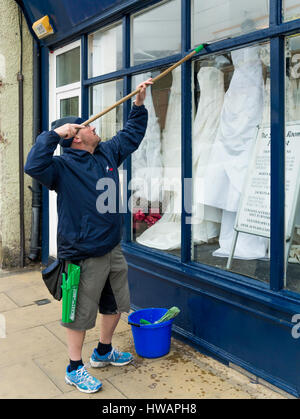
[90,357,133,368]
[65,376,102,393]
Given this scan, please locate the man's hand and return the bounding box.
[54,123,85,139]
[134,78,153,107]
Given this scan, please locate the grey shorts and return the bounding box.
[61,243,130,331]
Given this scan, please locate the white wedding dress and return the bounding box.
[137,67,182,250]
[192,66,224,243]
[203,46,269,259]
[131,72,163,203]
[137,66,225,250]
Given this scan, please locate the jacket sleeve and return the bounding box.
[102,104,148,167]
[24,130,61,191]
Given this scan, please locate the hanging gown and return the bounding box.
[192,66,224,243]
[131,72,163,203]
[137,66,225,249]
[203,46,269,259]
[136,67,182,250]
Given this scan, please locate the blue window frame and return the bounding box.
[42,0,300,296]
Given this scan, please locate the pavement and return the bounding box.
[0,267,292,399]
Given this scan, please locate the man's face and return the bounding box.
[76,124,101,147]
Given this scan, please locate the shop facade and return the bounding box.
[19,0,300,397]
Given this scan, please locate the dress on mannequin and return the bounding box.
[131,72,163,203]
[136,67,182,250]
[192,66,224,244]
[203,46,269,259]
[137,66,225,249]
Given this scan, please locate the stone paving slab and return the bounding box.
[0,360,62,399]
[0,269,291,399]
[0,325,66,369]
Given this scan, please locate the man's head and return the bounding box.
[51,116,101,152]
[72,123,101,152]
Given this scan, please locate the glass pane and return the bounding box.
[60,96,79,118]
[283,0,300,21]
[192,0,269,46]
[88,22,122,78]
[56,47,80,87]
[131,68,181,257]
[131,0,181,66]
[285,35,300,292]
[89,79,123,141]
[192,43,270,283]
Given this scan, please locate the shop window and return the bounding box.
[89,79,123,141]
[192,0,269,46]
[284,0,300,21]
[192,43,271,283]
[285,35,300,292]
[56,46,80,87]
[88,22,122,78]
[131,0,181,66]
[131,68,181,257]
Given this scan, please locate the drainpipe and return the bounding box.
[28,39,42,261]
[18,8,25,267]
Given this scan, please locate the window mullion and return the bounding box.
[181,0,192,263]
[270,0,282,26]
[81,34,88,120]
[270,36,285,291]
[123,14,132,243]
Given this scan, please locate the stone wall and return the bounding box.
[0,0,33,267]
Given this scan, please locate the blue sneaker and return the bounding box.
[90,347,133,367]
[65,365,102,393]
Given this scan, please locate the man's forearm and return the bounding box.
[24,130,61,190]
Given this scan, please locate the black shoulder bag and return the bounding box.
[41,259,65,301]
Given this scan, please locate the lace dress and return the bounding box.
[203,46,269,259]
[131,72,163,203]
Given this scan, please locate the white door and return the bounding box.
[48,40,81,258]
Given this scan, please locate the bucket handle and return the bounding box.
[128,321,141,328]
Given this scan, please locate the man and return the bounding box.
[25,78,152,393]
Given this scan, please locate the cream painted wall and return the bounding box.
[0,0,33,267]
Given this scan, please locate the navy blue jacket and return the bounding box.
[25,104,148,260]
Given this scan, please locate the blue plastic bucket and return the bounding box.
[128,308,174,358]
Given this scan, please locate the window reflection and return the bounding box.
[89,79,123,141]
[88,23,122,78]
[284,0,300,21]
[56,47,80,87]
[192,0,269,45]
[131,0,181,66]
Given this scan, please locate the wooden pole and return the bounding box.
[82,44,205,126]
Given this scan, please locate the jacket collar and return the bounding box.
[63,146,102,157]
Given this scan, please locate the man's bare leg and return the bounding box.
[99,313,121,344]
[66,328,86,361]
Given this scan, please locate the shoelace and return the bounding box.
[76,365,96,385]
[107,347,121,361]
